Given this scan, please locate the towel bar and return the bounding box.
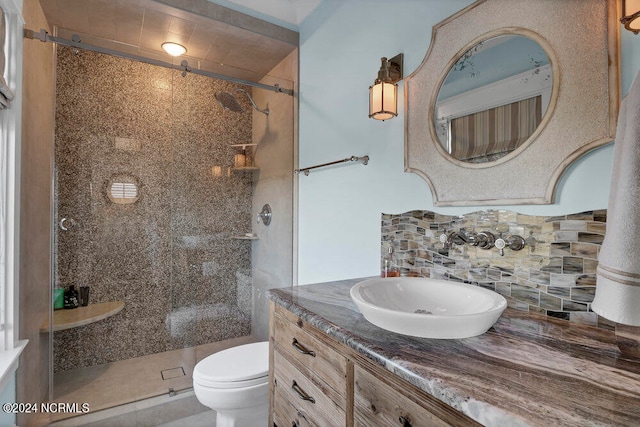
[295,155,369,176]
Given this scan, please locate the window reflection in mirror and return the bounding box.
[434,34,552,164]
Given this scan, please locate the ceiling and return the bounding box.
[39,0,306,83]
[218,0,321,29]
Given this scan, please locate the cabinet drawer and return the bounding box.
[274,307,347,399]
[274,350,346,426]
[273,387,316,427]
[354,365,458,427]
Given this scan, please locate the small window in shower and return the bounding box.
[107,174,140,205]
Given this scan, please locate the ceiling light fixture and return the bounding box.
[161,42,187,57]
[369,54,403,121]
[622,0,640,34]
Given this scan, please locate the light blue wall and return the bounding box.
[0,374,16,427]
[297,0,640,285]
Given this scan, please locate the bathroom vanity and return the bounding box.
[268,278,640,426]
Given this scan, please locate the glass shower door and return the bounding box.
[163,67,255,393]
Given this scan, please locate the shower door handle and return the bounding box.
[59,217,78,231]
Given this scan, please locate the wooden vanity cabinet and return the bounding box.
[269,301,480,427]
[270,303,350,426]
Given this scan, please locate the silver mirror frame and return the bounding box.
[405,0,620,206]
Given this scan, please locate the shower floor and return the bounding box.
[52,335,257,422]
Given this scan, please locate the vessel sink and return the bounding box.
[350,277,507,339]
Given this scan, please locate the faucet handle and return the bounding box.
[495,237,506,256]
[438,232,450,250]
[476,231,496,249]
[507,235,526,251]
[525,231,538,251]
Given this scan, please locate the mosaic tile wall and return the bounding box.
[54,47,254,372]
[382,210,615,329]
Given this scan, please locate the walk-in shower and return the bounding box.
[47,27,295,424]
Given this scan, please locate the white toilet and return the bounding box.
[193,341,270,427]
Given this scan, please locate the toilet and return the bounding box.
[193,341,270,427]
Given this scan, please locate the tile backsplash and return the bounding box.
[381,210,614,329]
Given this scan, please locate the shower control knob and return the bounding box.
[257,204,272,226]
[495,238,506,256]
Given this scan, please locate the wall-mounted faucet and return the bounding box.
[439,228,532,256]
[440,229,496,249]
[442,230,473,248]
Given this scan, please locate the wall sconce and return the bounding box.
[369,53,403,121]
[622,0,640,34]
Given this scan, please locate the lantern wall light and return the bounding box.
[622,0,640,34]
[369,53,404,121]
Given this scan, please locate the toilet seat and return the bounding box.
[193,341,269,389]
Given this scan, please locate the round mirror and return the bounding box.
[433,34,553,164]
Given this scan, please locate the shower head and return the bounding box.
[214,88,269,116]
[214,91,244,112]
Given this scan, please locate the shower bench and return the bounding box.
[40,301,125,332]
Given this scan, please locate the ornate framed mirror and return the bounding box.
[405,0,619,206]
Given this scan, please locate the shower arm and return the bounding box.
[24,28,294,96]
[233,89,269,115]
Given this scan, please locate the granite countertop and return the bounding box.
[268,278,640,427]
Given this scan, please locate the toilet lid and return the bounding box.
[193,341,269,388]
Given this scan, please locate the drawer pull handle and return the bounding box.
[399,416,412,427]
[292,338,316,357]
[291,380,316,404]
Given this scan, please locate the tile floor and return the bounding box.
[51,335,257,425]
[51,390,214,427]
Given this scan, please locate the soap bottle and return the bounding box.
[63,285,79,309]
[381,246,400,277]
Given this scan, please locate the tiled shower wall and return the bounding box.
[382,210,614,329]
[54,47,254,372]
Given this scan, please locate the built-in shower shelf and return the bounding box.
[230,166,260,172]
[231,235,259,240]
[229,143,258,148]
[41,301,125,332]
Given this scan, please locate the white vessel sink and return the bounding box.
[350,277,507,339]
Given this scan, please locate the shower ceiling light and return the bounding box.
[369,54,403,121]
[161,42,187,57]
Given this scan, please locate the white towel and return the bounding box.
[592,71,640,326]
